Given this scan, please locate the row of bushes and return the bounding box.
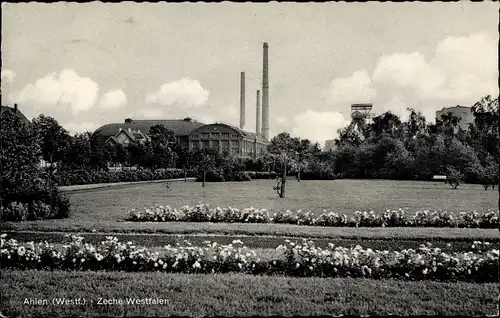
[1,234,497,283]
[196,170,277,182]
[1,175,71,222]
[127,205,499,228]
[54,169,192,186]
[54,168,278,186]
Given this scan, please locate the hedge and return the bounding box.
[54,169,193,186]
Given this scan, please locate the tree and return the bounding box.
[172,143,190,181]
[295,138,321,182]
[0,110,70,220]
[445,166,464,189]
[148,124,177,170]
[367,112,403,139]
[61,133,91,170]
[111,143,128,167]
[336,125,363,147]
[188,149,217,187]
[128,142,148,168]
[31,115,71,169]
[469,95,499,161]
[266,132,300,198]
[1,110,43,201]
[474,155,499,190]
[89,133,113,171]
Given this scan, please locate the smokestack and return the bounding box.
[256,90,261,135]
[262,42,270,140]
[240,71,246,129]
[14,103,18,113]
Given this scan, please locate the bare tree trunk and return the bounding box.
[281,164,287,198]
[202,171,206,187]
[184,168,187,182]
[297,164,301,182]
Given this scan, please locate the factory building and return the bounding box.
[435,105,474,130]
[188,123,268,158]
[94,42,272,159]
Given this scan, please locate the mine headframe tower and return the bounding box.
[347,103,373,136]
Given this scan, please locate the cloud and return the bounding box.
[98,89,127,109]
[1,69,16,83]
[291,110,349,148]
[372,52,446,96]
[381,95,410,119]
[327,70,377,109]
[372,32,498,105]
[146,78,209,108]
[198,115,216,124]
[133,108,165,119]
[275,115,287,125]
[63,121,99,134]
[12,68,99,115]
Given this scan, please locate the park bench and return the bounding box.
[432,175,447,181]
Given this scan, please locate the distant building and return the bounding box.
[188,123,269,159]
[94,117,205,149]
[107,127,151,147]
[94,118,269,159]
[435,105,474,130]
[324,140,337,152]
[0,104,30,126]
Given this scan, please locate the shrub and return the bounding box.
[54,169,189,186]
[127,204,499,229]
[301,161,336,180]
[0,202,30,221]
[0,234,498,283]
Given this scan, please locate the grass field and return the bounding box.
[66,179,495,221]
[1,180,498,317]
[2,179,497,235]
[2,270,498,317]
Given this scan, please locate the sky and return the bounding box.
[1,2,498,147]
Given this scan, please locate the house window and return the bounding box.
[201,133,209,139]
[202,140,209,149]
[211,140,219,150]
[192,142,199,149]
[222,140,229,150]
[192,134,199,138]
[211,132,219,138]
[222,133,230,138]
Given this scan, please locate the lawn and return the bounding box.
[2,179,497,235]
[65,179,496,221]
[1,270,498,317]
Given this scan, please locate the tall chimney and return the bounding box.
[240,71,246,129]
[262,42,270,140]
[256,90,261,135]
[14,103,18,113]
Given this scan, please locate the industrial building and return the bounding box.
[435,105,474,130]
[94,42,272,159]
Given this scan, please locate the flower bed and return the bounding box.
[127,205,499,229]
[1,234,497,283]
[54,169,193,186]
